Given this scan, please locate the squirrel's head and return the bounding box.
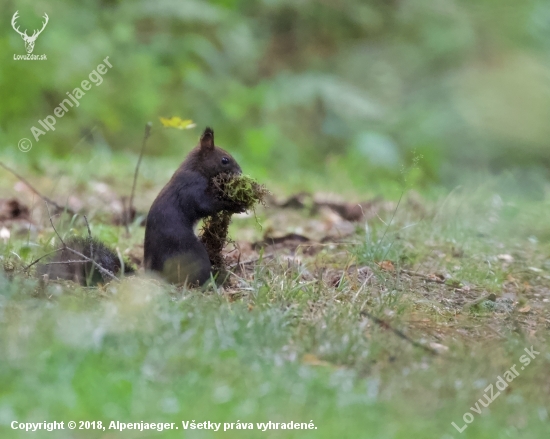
[187,127,242,179]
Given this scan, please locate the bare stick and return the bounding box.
[462,293,497,311]
[229,253,275,269]
[83,214,94,279]
[0,161,74,215]
[83,215,92,239]
[400,269,480,292]
[375,191,403,259]
[127,122,152,228]
[400,269,446,284]
[19,247,64,273]
[42,260,90,265]
[122,197,130,235]
[360,309,438,356]
[65,247,118,282]
[45,201,66,247]
[45,201,118,282]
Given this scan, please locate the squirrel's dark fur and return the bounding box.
[34,127,240,287]
[144,127,243,286]
[36,236,135,286]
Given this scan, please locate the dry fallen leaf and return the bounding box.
[518,305,531,313]
[302,354,331,367]
[378,260,395,272]
[426,273,446,282]
[429,342,449,353]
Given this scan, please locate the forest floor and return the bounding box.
[0,149,549,439]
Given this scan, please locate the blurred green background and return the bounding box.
[1,0,550,192]
[2,4,550,438]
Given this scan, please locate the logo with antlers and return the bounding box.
[11,11,49,54]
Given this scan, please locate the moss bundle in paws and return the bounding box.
[200,173,269,282]
[210,173,269,211]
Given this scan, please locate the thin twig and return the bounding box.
[462,293,497,311]
[83,214,93,260]
[45,201,66,247]
[0,161,74,215]
[122,197,130,235]
[83,215,92,239]
[66,246,118,282]
[375,191,403,259]
[400,269,446,284]
[42,260,90,265]
[127,122,152,230]
[229,253,274,269]
[360,309,439,356]
[83,214,94,284]
[19,248,64,273]
[399,269,479,292]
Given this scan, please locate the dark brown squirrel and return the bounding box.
[36,236,135,286]
[143,127,244,286]
[36,127,241,287]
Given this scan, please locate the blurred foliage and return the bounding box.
[1,0,550,191]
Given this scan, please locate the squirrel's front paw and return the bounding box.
[223,200,247,214]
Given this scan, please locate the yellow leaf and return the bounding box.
[159,117,196,130]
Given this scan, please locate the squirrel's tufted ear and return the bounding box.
[199,127,215,151]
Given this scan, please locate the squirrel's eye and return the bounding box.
[221,157,230,165]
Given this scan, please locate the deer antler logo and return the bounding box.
[11,11,49,54]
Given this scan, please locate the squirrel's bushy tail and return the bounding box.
[36,236,135,286]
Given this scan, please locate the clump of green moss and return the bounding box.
[200,174,269,283]
[210,173,270,210]
[199,211,232,281]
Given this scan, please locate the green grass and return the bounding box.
[1,152,550,438]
